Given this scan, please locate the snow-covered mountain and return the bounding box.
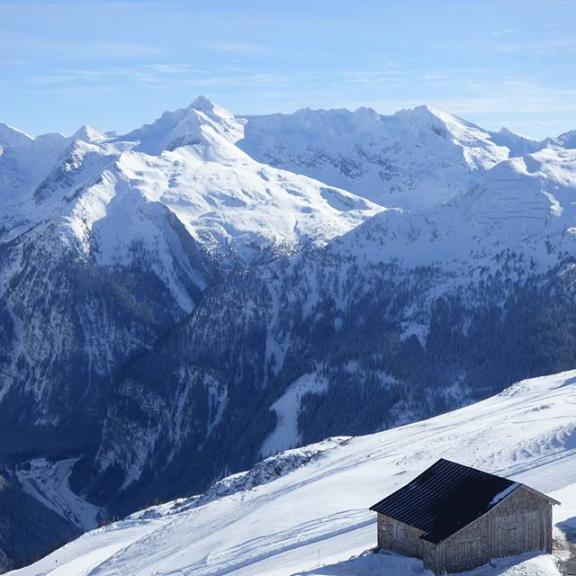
[10,369,576,576]
[86,139,576,516]
[554,130,576,149]
[0,98,384,569]
[2,98,576,571]
[1,97,381,262]
[329,145,576,270]
[0,97,381,457]
[239,105,545,209]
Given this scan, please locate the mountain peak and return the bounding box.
[410,103,442,116]
[188,95,216,113]
[491,126,544,157]
[393,104,466,130]
[122,98,243,155]
[352,106,380,121]
[555,129,576,149]
[498,126,516,136]
[72,124,106,143]
[0,122,34,148]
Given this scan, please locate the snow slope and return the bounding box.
[12,369,576,576]
[14,459,100,531]
[260,372,329,458]
[326,144,576,273]
[109,139,382,262]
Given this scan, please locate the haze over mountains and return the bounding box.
[1,97,576,571]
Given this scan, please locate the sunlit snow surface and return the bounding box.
[240,105,517,210]
[10,370,576,576]
[0,98,383,266]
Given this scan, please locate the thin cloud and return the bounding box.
[363,84,576,117]
[488,38,576,56]
[18,63,201,87]
[9,64,296,95]
[143,63,201,74]
[202,41,268,55]
[353,78,576,137]
[0,38,170,61]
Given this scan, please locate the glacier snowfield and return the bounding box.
[10,369,576,576]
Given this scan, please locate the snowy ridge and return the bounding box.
[554,131,576,149]
[327,145,576,272]
[1,97,383,265]
[11,369,576,576]
[132,437,350,521]
[0,123,33,149]
[239,105,543,209]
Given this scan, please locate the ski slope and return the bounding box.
[11,370,576,576]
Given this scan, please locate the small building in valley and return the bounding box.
[370,459,559,574]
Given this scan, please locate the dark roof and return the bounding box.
[370,459,525,543]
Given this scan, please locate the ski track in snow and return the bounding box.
[10,369,576,576]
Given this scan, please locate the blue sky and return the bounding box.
[1,0,575,138]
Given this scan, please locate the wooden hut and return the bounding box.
[370,459,559,574]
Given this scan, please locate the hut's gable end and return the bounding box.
[436,486,553,574]
[377,514,437,568]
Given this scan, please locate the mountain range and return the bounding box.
[1,97,576,570]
